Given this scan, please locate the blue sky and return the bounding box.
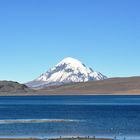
[0,0,140,83]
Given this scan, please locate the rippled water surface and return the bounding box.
[0,95,140,140]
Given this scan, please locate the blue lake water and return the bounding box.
[0,95,140,140]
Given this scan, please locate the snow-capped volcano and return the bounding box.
[26,57,107,89]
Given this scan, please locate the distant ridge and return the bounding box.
[0,81,32,93]
[0,77,140,95]
[26,57,107,89]
[39,76,140,95]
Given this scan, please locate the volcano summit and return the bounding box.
[26,57,107,89]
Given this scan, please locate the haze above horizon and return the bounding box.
[0,0,140,83]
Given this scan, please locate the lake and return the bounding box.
[0,95,140,140]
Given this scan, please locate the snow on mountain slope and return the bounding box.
[26,57,107,89]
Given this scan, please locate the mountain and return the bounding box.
[26,57,107,89]
[1,77,140,95]
[39,77,140,95]
[0,81,33,93]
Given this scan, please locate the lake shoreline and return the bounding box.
[0,137,114,140]
[0,92,140,96]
